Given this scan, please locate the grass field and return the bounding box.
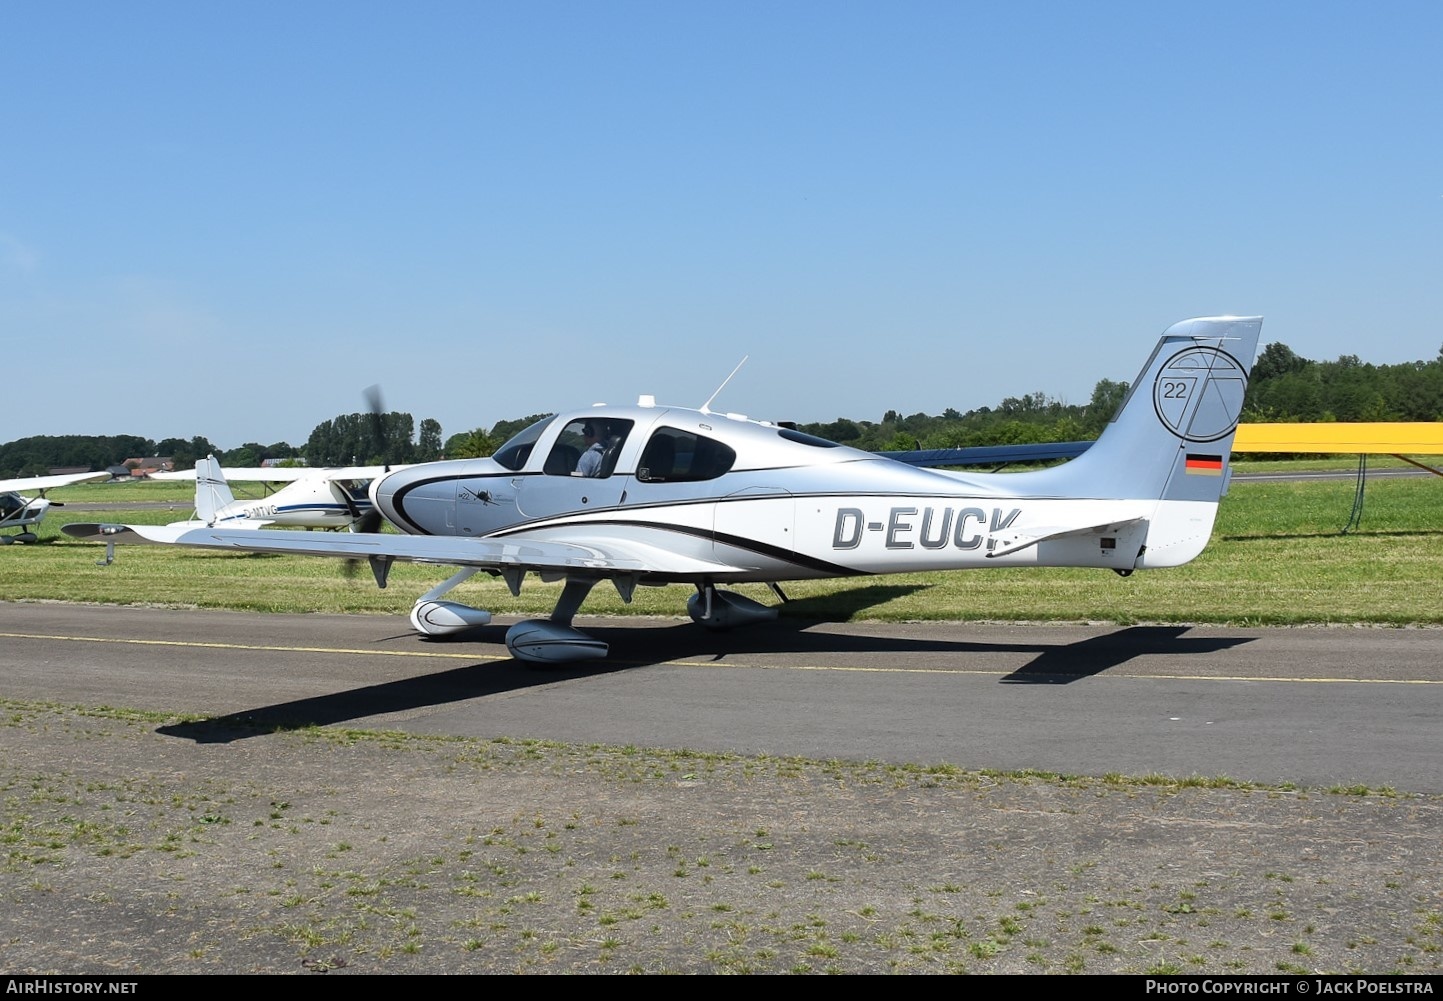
[4,462,1441,625]
[4,463,1441,977]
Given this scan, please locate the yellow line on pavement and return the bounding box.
[0,630,509,662]
[5,631,1439,685]
[609,657,1443,685]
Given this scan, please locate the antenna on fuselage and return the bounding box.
[699,356,748,415]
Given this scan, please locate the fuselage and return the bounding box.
[0,492,48,534]
[369,403,1212,582]
[209,477,375,529]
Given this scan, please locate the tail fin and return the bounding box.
[194,455,236,526]
[1039,316,1262,497]
[1015,316,1262,568]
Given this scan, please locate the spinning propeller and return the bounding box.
[340,385,391,575]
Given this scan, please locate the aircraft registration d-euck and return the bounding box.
[155,458,395,532]
[67,316,1263,664]
[1,470,110,544]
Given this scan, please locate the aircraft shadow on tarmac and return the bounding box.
[157,585,1255,743]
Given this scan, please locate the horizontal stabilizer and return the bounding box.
[984,517,1147,558]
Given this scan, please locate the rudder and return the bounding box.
[1053,316,1263,503]
[194,455,236,526]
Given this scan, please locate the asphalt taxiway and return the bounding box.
[3,600,1440,793]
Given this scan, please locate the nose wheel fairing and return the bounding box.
[504,621,609,663]
[404,568,780,665]
[687,585,779,630]
[410,599,493,634]
[406,571,612,664]
[504,577,610,664]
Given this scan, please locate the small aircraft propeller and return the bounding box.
[336,490,385,535]
[339,510,383,578]
[339,386,392,575]
[340,508,386,580]
[364,384,390,472]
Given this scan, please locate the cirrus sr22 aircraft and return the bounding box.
[67,315,1262,665]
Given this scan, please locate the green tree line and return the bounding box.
[795,342,1443,453]
[303,413,444,467]
[6,342,1442,477]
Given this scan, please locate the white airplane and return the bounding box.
[1,470,110,544]
[153,458,394,531]
[67,315,1263,665]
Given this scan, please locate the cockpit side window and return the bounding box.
[637,427,736,482]
[549,418,634,478]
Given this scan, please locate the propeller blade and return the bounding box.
[352,509,384,534]
[363,384,388,470]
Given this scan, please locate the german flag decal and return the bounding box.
[1185,453,1224,476]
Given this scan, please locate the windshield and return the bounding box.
[491,416,556,471]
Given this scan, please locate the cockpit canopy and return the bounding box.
[487,406,865,482]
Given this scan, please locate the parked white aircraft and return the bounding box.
[68,316,1263,664]
[154,458,393,531]
[1,471,110,543]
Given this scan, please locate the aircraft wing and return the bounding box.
[879,441,1094,468]
[151,465,400,482]
[151,467,300,482]
[0,471,109,493]
[165,518,276,530]
[62,523,733,577]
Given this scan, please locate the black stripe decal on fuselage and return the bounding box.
[385,470,1039,577]
[489,518,868,578]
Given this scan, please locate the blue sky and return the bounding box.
[3,2,1440,449]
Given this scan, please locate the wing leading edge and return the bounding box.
[0,471,110,493]
[61,523,733,577]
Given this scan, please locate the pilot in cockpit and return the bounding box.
[576,422,609,477]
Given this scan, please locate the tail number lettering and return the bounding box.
[833,506,1021,551]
